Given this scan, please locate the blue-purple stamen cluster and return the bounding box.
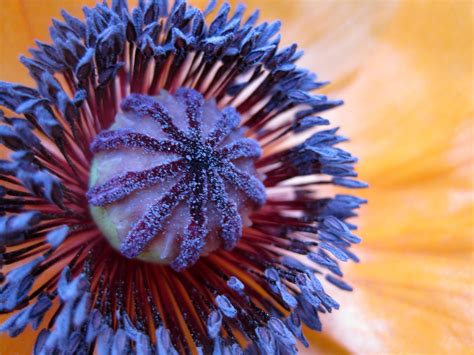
[0,0,367,354]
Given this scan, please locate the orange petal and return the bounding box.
[0,0,99,85]
[305,0,474,353]
[316,248,473,354]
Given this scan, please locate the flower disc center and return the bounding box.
[87,88,266,270]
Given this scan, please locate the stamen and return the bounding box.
[0,1,366,353]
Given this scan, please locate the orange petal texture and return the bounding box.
[1,0,473,354]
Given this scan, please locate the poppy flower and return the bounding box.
[1,0,472,354]
[0,0,367,353]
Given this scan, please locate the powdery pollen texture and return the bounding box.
[87,88,265,270]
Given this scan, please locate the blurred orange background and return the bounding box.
[0,0,473,354]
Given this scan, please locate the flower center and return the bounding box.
[87,88,266,270]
